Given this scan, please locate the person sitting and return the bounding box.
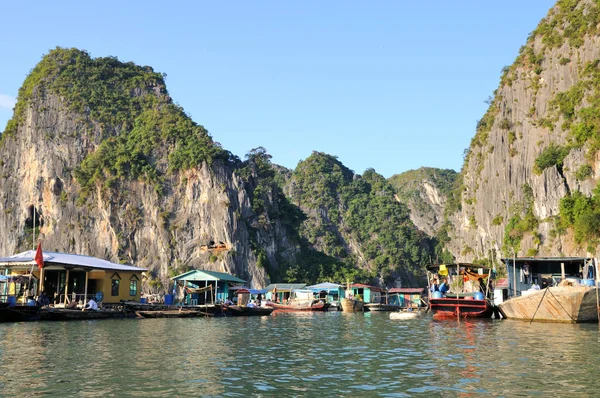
[82,298,98,311]
[224,297,234,306]
[430,279,439,293]
[36,291,50,307]
[246,300,256,308]
[439,278,450,295]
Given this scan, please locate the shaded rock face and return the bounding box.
[389,168,457,238]
[447,0,600,261]
[0,91,282,289]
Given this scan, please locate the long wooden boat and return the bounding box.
[429,295,494,319]
[40,308,133,321]
[135,310,214,318]
[0,303,40,322]
[364,303,401,312]
[498,285,598,323]
[225,305,274,316]
[341,298,364,312]
[267,301,327,312]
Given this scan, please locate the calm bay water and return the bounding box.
[1,312,600,396]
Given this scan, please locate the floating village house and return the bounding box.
[349,283,384,304]
[171,270,246,305]
[307,282,344,305]
[502,256,595,299]
[0,250,146,305]
[388,287,425,308]
[265,283,306,302]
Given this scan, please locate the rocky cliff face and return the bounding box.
[448,0,600,262]
[0,49,294,290]
[388,168,457,237]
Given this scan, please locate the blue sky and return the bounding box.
[0,1,555,177]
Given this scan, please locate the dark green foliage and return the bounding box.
[533,143,571,175]
[503,185,539,255]
[558,186,600,249]
[575,164,593,180]
[290,153,433,285]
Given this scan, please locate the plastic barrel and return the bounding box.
[431,291,443,299]
[140,297,147,304]
[474,292,485,300]
[582,279,595,286]
[164,294,174,305]
[7,296,16,306]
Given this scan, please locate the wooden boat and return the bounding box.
[0,303,40,322]
[225,305,274,316]
[40,308,132,321]
[135,309,214,318]
[426,263,495,319]
[341,297,364,312]
[498,284,598,323]
[429,294,494,319]
[389,309,422,320]
[267,301,327,312]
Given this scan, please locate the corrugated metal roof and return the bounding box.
[306,282,343,291]
[171,269,246,283]
[0,250,146,272]
[389,287,424,294]
[501,257,589,263]
[264,283,306,292]
[351,283,385,292]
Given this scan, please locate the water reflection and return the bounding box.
[1,314,600,395]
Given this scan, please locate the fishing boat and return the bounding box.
[497,256,599,323]
[426,263,496,319]
[364,303,401,311]
[267,301,327,312]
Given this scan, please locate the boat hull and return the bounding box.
[498,286,598,323]
[267,302,327,312]
[430,298,494,319]
[226,305,274,316]
[0,304,40,322]
[341,298,364,312]
[364,303,402,311]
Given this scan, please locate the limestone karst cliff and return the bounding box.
[0,48,435,291]
[447,0,600,263]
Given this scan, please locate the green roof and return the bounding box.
[171,269,246,283]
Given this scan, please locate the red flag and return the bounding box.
[35,243,44,269]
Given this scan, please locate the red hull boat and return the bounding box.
[429,297,494,319]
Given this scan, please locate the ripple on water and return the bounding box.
[1,314,600,395]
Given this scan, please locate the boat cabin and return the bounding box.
[501,256,596,299]
[230,287,267,306]
[0,250,147,306]
[426,263,493,299]
[171,270,246,305]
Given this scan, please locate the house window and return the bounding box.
[129,280,137,296]
[111,279,120,296]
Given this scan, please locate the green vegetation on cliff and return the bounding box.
[288,152,433,285]
[2,47,230,198]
